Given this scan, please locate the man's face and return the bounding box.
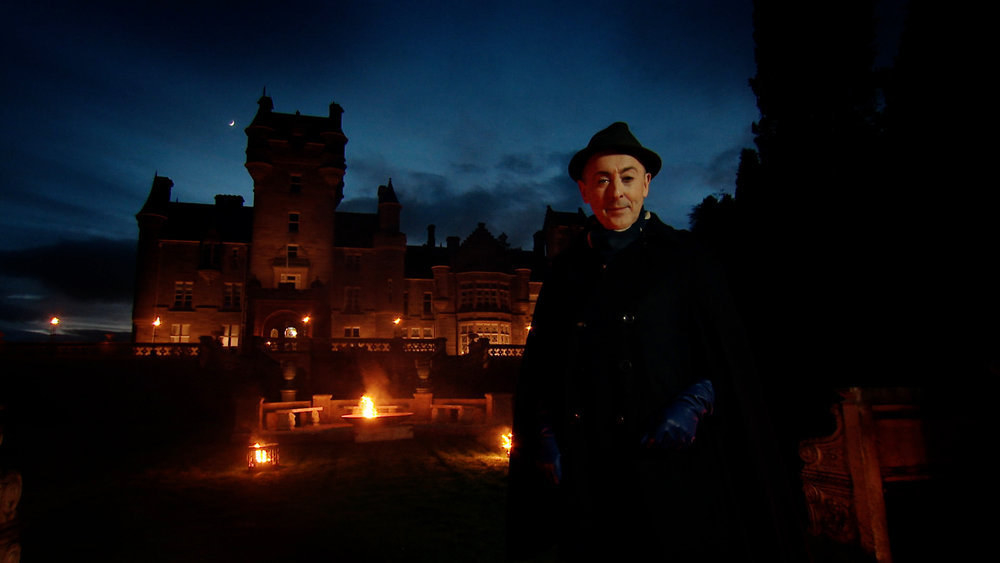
[577,153,651,231]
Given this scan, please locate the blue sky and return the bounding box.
[0,1,904,339]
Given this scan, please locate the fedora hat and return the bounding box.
[568,122,661,181]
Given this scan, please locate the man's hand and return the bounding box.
[642,379,715,450]
[539,427,561,485]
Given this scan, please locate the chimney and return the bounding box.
[426,224,436,247]
[329,102,344,128]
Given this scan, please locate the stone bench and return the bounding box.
[430,404,465,421]
[268,407,323,430]
[430,404,485,422]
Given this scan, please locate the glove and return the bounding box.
[538,425,562,485]
[642,379,715,449]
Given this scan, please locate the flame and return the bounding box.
[250,442,273,466]
[360,395,378,418]
[501,432,513,456]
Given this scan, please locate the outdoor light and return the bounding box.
[393,317,401,325]
[248,442,279,470]
[302,315,310,324]
[152,316,161,343]
[501,432,513,456]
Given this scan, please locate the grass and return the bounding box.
[14,427,513,562]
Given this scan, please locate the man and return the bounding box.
[507,123,798,561]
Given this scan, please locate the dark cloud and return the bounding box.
[0,238,135,301]
[395,171,580,249]
[451,162,488,175]
[496,154,543,175]
[0,296,43,325]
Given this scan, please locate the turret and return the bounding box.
[377,178,401,233]
[137,174,172,220]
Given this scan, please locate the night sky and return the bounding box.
[0,1,904,339]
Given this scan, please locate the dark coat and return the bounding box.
[507,214,802,561]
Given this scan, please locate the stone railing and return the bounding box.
[132,343,201,357]
[487,344,525,358]
[328,338,445,354]
[0,342,202,358]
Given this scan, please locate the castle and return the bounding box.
[131,95,585,358]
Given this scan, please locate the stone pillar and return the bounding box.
[412,392,433,421]
[312,394,333,423]
[485,392,513,426]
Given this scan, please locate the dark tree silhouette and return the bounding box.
[691,2,990,557]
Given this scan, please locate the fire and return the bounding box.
[251,443,271,464]
[360,395,378,418]
[248,442,279,469]
[501,432,513,456]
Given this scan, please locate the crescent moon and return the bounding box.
[229,120,236,127]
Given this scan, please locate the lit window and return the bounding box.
[170,323,191,343]
[458,321,510,354]
[221,324,239,347]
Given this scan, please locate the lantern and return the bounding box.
[248,442,279,470]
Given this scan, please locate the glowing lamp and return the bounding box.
[501,432,513,456]
[248,442,279,470]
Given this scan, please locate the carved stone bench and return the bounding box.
[268,407,323,430]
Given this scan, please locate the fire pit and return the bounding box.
[247,442,279,470]
[341,395,415,443]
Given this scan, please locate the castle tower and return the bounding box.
[131,174,172,339]
[244,94,347,341]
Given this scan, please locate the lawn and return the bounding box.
[15,427,513,562]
